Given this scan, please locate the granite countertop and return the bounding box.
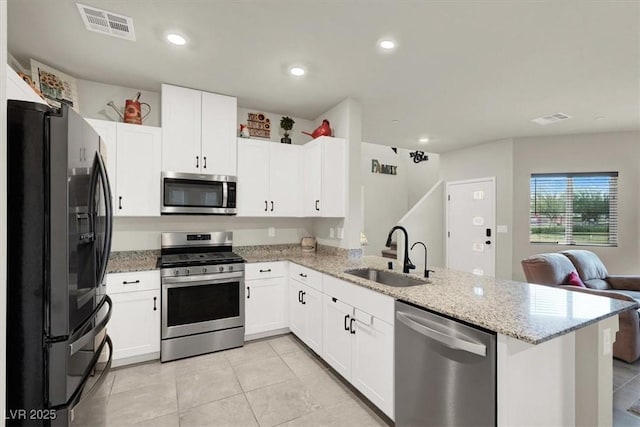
[106,248,637,345]
[242,252,638,345]
[106,250,160,273]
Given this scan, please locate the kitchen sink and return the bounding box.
[345,268,428,287]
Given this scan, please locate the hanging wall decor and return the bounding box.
[30,59,80,113]
[247,112,271,138]
[409,151,429,163]
[371,159,397,175]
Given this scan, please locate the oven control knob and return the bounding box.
[186,269,190,276]
[174,269,179,275]
[218,266,224,272]
[229,266,234,271]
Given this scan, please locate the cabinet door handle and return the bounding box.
[122,280,140,285]
[259,269,271,273]
[315,200,320,211]
[153,297,157,311]
[344,314,350,331]
[301,291,306,305]
[298,290,302,303]
[247,286,250,299]
[118,196,123,210]
[264,201,268,212]
[299,273,307,278]
[196,155,199,168]
[350,318,356,334]
[270,201,274,212]
[203,156,207,169]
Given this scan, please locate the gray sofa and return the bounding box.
[521,250,640,363]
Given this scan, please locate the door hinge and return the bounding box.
[447,195,450,201]
[447,231,450,238]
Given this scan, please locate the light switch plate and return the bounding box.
[497,225,508,233]
[268,227,275,237]
[329,228,335,238]
[337,227,344,239]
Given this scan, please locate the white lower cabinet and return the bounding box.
[289,279,323,355]
[106,270,160,366]
[322,275,395,419]
[245,262,288,338]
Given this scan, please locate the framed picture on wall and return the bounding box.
[30,59,80,113]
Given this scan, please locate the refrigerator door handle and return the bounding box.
[94,152,113,286]
[69,295,112,356]
[66,334,113,418]
[396,311,486,357]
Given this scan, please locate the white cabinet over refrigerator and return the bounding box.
[161,84,237,176]
[86,119,161,216]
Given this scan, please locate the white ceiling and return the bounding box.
[7,0,640,153]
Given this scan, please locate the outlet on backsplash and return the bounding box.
[329,228,335,238]
[268,227,275,237]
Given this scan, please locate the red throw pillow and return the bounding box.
[565,271,586,287]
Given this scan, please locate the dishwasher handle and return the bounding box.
[396,311,487,357]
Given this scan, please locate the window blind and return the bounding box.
[530,172,618,246]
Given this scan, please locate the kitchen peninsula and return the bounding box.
[107,247,635,426]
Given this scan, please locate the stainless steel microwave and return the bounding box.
[161,172,237,215]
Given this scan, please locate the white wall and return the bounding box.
[361,143,408,255]
[237,107,314,146]
[1,1,8,423]
[312,98,363,250]
[112,216,314,251]
[512,131,640,281]
[440,139,514,279]
[360,142,440,256]
[400,181,445,271]
[77,78,161,126]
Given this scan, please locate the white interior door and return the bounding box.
[446,177,496,276]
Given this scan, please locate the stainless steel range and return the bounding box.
[160,231,245,362]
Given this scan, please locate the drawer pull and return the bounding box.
[122,280,140,285]
[299,273,308,278]
[344,314,350,331]
[259,269,272,273]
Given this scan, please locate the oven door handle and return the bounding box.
[162,272,244,287]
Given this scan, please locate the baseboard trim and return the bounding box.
[245,327,291,342]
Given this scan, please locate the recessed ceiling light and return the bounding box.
[167,33,187,45]
[391,119,399,124]
[379,39,396,50]
[595,116,605,121]
[419,137,430,143]
[289,66,306,77]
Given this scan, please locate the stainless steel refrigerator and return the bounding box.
[6,101,114,426]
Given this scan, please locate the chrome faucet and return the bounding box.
[411,241,435,278]
[385,226,415,274]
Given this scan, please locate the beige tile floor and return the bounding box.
[613,357,640,426]
[73,334,391,427]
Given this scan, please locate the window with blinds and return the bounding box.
[530,172,618,246]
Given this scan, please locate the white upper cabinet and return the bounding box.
[161,84,237,175]
[86,119,161,217]
[303,136,347,217]
[201,91,237,176]
[237,139,302,217]
[161,84,201,173]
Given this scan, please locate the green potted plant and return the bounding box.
[280,116,295,144]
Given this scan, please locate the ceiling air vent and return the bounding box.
[76,3,136,41]
[531,112,572,126]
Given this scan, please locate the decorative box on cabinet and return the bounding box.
[244,262,288,338]
[86,119,161,216]
[161,84,237,176]
[237,139,302,217]
[105,270,161,366]
[303,136,347,217]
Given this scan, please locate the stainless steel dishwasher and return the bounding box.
[395,301,496,426]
